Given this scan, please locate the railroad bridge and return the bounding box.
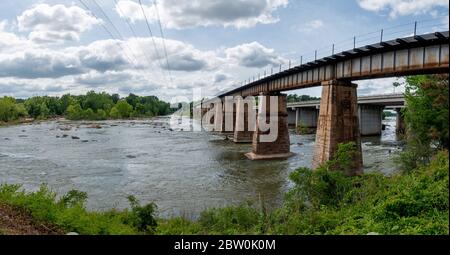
[199,31,449,175]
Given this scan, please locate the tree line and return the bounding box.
[0,91,175,123]
[287,94,320,103]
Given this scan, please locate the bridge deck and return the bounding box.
[219,31,449,98]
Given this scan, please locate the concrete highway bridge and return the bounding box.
[199,31,449,175]
[287,93,405,136]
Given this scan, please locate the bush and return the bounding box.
[0,97,27,122]
[198,204,261,234]
[0,184,139,235]
[126,196,158,234]
[66,104,84,120]
[398,74,449,172]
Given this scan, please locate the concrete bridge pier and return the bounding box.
[233,97,255,143]
[246,93,294,160]
[358,105,384,136]
[395,108,405,135]
[213,100,225,132]
[312,80,363,175]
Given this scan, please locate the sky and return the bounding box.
[0,0,448,102]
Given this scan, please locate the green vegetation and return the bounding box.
[0,97,27,123]
[0,91,174,125]
[396,74,449,172]
[382,110,396,120]
[0,185,158,235]
[296,121,314,134]
[287,94,320,103]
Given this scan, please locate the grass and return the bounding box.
[0,150,448,235]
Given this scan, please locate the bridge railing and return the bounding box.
[218,16,449,96]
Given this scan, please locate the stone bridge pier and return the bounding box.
[245,93,293,160]
[233,97,256,143]
[312,80,363,175]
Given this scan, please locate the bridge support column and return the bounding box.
[395,108,405,135]
[213,100,224,132]
[312,80,362,175]
[234,97,255,143]
[246,93,293,160]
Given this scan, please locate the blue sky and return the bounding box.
[0,0,448,101]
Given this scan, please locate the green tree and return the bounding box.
[83,108,95,120]
[115,100,133,118]
[109,107,120,119]
[66,104,84,120]
[398,74,449,171]
[96,109,108,120]
[0,97,27,122]
[38,102,50,119]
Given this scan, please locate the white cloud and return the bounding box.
[115,0,288,29]
[357,77,406,95]
[115,0,155,23]
[0,20,7,31]
[17,4,102,43]
[356,0,449,18]
[225,42,286,68]
[75,71,133,87]
[128,37,221,72]
[0,48,83,79]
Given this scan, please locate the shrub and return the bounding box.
[126,195,158,234]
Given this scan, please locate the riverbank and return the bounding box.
[0,203,63,235]
[0,149,447,235]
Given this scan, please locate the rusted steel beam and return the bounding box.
[218,31,449,98]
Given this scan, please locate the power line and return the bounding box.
[77,0,135,66]
[152,0,174,86]
[91,0,140,67]
[114,0,154,68]
[137,0,168,83]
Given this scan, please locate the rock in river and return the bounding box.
[88,124,102,129]
[71,136,80,140]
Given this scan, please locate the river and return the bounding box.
[0,116,403,218]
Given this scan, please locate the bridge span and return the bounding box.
[200,31,449,175]
[287,94,405,136]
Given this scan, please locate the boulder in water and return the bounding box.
[59,126,72,131]
[88,124,102,129]
[71,136,80,140]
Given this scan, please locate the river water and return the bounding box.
[0,116,403,218]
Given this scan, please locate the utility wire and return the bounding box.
[114,0,155,67]
[138,0,167,82]
[77,0,135,66]
[91,0,140,67]
[152,0,174,86]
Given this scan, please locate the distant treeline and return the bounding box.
[0,91,175,123]
[287,94,320,103]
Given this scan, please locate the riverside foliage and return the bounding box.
[0,91,174,123]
